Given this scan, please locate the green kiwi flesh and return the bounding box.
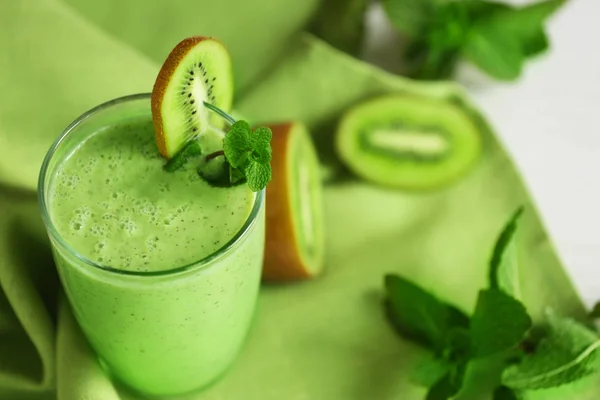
[152,37,233,159]
[288,123,325,276]
[336,96,483,189]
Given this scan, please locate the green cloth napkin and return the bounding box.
[0,1,597,399]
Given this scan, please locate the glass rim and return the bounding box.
[38,93,265,278]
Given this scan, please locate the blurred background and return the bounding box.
[337,0,600,307]
[2,0,596,302]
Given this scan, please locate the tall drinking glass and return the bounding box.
[38,94,265,396]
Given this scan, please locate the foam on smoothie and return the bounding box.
[49,117,254,272]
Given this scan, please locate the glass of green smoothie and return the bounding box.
[38,93,265,397]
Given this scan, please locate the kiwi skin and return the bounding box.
[151,36,232,159]
[263,122,324,282]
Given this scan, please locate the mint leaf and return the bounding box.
[411,328,471,395]
[502,310,600,389]
[406,1,471,80]
[382,0,436,37]
[591,302,600,319]
[482,0,565,57]
[229,165,246,185]
[463,24,523,81]
[521,29,549,57]
[251,145,272,164]
[245,161,271,192]
[435,327,471,397]
[489,207,524,300]
[442,328,471,363]
[470,289,532,357]
[250,126,272,152]
[426,374,458,400]
[384,274,469,351]
[245,126,272,166]
[223,121,251,168]
[411,354,451,387]
[466,1,511,20]
[426,361,467,400]
[492,385,519,400]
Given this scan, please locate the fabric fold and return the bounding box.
[0,0,158,191]
[60,0,320,93]
[0,1,598,400]
[0,191,56,398]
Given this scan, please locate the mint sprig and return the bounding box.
[383,206,600,398]
[382,0,566,81]
[164,120,273,192]
[224,121,272,192]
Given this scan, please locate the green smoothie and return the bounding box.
[43,97,265,396]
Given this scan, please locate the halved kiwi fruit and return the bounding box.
[336,96,483,190]
[151,36,233,159]
[263,122,325,281]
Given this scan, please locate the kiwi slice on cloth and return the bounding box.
[151,36,233,159]
[263,122,325,281]
[336,96,483,190]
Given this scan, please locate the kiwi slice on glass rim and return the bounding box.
[336,96,483,190]
[151,36,233,159]
[263,122,325,281]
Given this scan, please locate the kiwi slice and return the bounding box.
[151,36,233,159]
[336,96,483,189]
[263,122,325,281]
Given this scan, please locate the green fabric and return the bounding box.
[0,1,597,399]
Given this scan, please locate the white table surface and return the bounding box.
[364,0,600,308]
